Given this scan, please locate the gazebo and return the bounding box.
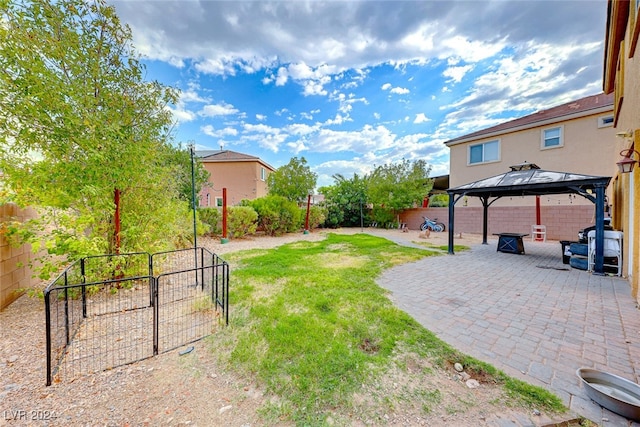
[446,163,612,274]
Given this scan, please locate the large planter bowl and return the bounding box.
[577,368,640,421]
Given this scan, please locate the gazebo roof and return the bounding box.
[445,163,613,274]
[447,165,611,198]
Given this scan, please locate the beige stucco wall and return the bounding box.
[199,161,270,206]
[448,111,619,209]
[612,19,640,298]
[1,203,40,310]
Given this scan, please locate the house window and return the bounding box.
[541,126,563,149]
[206,193,210,206]
[215,197,223,207]
[260,167,266,181]
[598,115,614,128]
[468,140,499,165]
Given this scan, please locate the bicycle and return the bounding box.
[420,216,446,232]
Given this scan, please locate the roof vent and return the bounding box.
[509,162,540,171]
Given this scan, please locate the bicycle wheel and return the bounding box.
[420,222,428,231]
[436,222,446,232]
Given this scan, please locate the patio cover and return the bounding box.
[446,165,612,274]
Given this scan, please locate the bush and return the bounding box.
[370,206,395,228]
[227,206,258,238]
[249,195,302,236]
[428,194,449,207]
[319,202,343,228]
[300,205,326,230]
[198,207,220,236]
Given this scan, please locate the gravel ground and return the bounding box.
[0,228,573,426]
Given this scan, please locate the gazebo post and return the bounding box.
[481,196,489,245]
[593,184,606,275]
[447,191,455,254]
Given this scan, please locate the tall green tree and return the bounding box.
[267,156,317,204]
[167,144,211,203]
[319,173,368,227]
[0,0,189,277]
[366,159,433,226]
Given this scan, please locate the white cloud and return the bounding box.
[441,36,506,63]
[180,88,209,104]
[286,123,319,136]
[169,106,197,123]
[201,125,239,138]
[303,79,329,96]
[390,87,410,95]
[287,140,308,154]
[199,102,239,117]
[382,83,409,95]
[414,113,430,124]
[256,114,267,121]
[275,67,289,86]
[443,64,474,83]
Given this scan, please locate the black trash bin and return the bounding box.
[560,240,573,264]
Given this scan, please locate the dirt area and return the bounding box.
[1,228,576,426]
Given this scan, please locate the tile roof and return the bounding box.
[444,92,614,146]
[196,149,259,161]
[195,149,275,171]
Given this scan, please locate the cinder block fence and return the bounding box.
[1,203,40,310]
[400,205,596,242]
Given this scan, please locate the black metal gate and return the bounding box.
[44,247,228,386]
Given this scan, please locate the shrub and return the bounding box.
[227,206,258,238]
[428,194,449,207]
[198,207,220,236]
[370,206,395,228]
[319,201,342,228]
[300,205,326,230]
[249,195,302,236]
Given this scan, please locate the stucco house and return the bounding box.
[196,149,275,207]
[437,93,618,241]
[604,0,640,299]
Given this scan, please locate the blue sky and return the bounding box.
[110,0,608,188]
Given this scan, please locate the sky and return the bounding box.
[109,0,608,188]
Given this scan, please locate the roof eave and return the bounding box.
[444,104,613,147]
[603,0,630,94]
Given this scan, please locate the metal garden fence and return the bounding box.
[44,247,228,386]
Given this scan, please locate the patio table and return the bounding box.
[493,233,529,254]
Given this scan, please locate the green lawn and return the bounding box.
[211,233,564,425]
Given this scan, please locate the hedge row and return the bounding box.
[198,195,326,239]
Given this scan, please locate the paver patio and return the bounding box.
[376,234,640,425]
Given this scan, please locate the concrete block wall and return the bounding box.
[400,205,598,242]
[1,203,40,310]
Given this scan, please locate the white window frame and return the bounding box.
[541,126,563,150]
[215,197,223,207]
[260,167,266,181]
[468,139,500,165]
[597,115,614,128]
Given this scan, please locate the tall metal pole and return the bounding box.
[190,144,197,249]
[304,194,311,234]
[190,144,199,286]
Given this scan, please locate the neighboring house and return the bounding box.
[437,93,618,241]
[603,0,640,300]
[196,149,275,207]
